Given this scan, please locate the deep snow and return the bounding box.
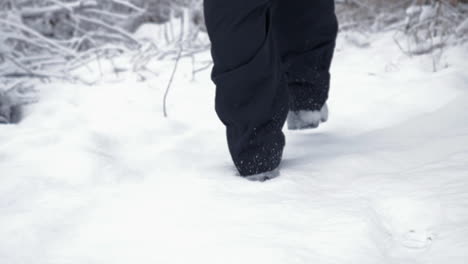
[1,32,467,264]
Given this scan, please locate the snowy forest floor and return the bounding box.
[1,31,468,264]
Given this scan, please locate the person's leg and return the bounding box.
[273,0,338,129]
[204,0,288,177]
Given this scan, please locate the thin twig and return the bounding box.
[4,55,35,75]
[111,0,145,13]
[163,46,183,118]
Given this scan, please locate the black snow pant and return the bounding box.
[204,0,338,176]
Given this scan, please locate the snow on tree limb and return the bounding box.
[20,0,98,18]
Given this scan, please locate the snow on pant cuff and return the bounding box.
[232,129,285,177]
[284,42,335,112]
[288,71,330,112]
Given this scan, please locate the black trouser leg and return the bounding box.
[204,0,288,176]
[273,0,338,112]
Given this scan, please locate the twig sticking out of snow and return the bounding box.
[163,46,183,118]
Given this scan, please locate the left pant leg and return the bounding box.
[204,0,289,176]
[273,0,338,112]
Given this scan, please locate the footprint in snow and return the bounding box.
[400,229,434,249]
[371,197,443,251]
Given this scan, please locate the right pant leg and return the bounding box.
[273,0,338,112]
[204,0,288,176]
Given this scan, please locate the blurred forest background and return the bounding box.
[0,0,467,123]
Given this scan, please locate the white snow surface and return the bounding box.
[1,32,468,264]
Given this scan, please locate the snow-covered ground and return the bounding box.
[1,32,467,264]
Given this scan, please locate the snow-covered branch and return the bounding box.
[20,0,98,18]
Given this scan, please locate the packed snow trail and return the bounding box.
[1,33,467,264]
